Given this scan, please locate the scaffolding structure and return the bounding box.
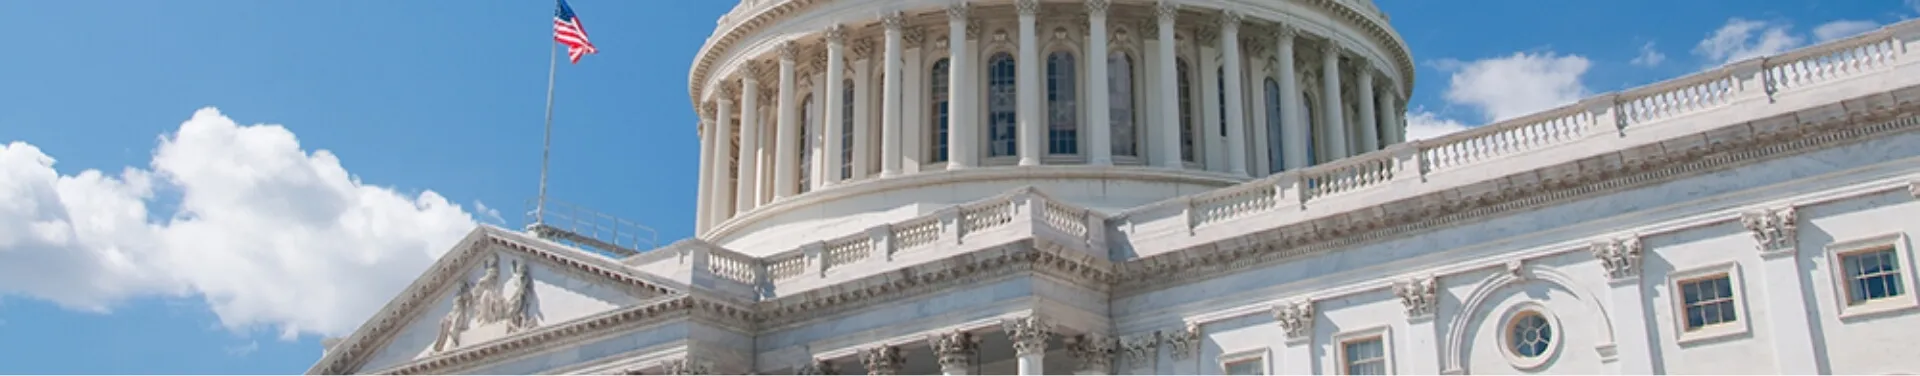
[524,198,658,258]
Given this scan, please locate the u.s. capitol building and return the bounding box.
[309,0,1920,374]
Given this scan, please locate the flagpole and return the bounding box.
[535,38,559,226]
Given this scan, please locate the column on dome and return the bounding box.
[1274,25,1307,170]
[928,331,978,375]
[1014,0,1040,166]
[1152,1,1182,169]
[1318,40,1349,160]
[823,25,847,186]
[881,12,905,177]
[851,37,875,180]
[1218,11,1248,176]
[695,107,715,234]
[735,71,762,213]
[774,41,801,199]
[710,87,735,222]
[1354,58,1379,153]
[946,2,974,169]
[1003,316,1052,375]
[1085,0,1113,165]
[1197,29,1221,171]
[1376,81,1400,147]
[1247,36,1271,175]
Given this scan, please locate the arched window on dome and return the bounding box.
[1046,51,1078,156]
[1217,66,1227,138]
[1302,90,1319,166]
[987,52,1018,158]
[1109,51,1138,159]
[798,94,814,194]
[840,79,854,180]
[1176,58,1197,164]
[1263,77,1284,173]
[929,58,951,163]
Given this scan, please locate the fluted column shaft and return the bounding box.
[851,41,875,180]
[1275,28,1306,170]
[1380,90,1401,145]
[1085,0,1113,165]
[735,77,762,213]
[824,27,848,185]
[1355,64,1379,153]
[1015,0,1040,166]
[1153,2,1182,169]
[1218,12,1248,176]
[881,14,905,177]
[695,116,714,234]
[711,97,735,223]
[774,43,800,199]
[947,4,974,169]
[1319,42,1349,159]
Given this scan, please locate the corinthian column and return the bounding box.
[1354,59,1379,153]
[861,346,904,375]
[929,331,978,375]
[710,88,735,222]
[1015,0,1041,166]
[774,41,801,199]
[881,12,905,177]
[1085,0,1113,165]
[947,3,974,170]
[824,25,847,186]
[735,72,762,213]
[695,110,715,234]
[1153,1,1182,169]
[1218,11,1248,176]
[1319,41,1349,160]
[1274,26,1307,170]
[1003,316,1053,375]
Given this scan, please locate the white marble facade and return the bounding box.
[310,0,1920,374]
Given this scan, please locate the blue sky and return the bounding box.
[0,0,1910,373]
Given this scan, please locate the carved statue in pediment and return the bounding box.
[431,281,474,353]
[429,255,544,354]
[472,256,507,323]
[503,260,542,333]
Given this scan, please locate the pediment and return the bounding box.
[308,225,686,375]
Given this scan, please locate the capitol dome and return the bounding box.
[686,0,1417,255]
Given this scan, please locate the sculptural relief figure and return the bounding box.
[503,260,542,333]
[431,282,474,353]
[471,256,507,323]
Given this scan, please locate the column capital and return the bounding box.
[947,2,970,21]
[860,346,904,375]
[718,81,740,100]
[1271,300,1314,342]
[881,11,906,30]
[1154,1,1179,22]
[1016,0,1039,16]
[1343,53,1371,72]
[779,41,800,62]
[824,24,846,44]
[1165,322,1200,359]
[1273,23,1298,42]
[1118,331,1160,369]
[1085,0,1111,15]
[662,358,711,375]
[1591,235,1644,280]
[1218,10,1243,31]
[795,358,837,375]
[927,330,978,372]
[1002,315,1054,356]
[1067,334,1117,374]
[1394,276,1439,320]
[1741,206,1799,256]
[1319,40,1343,60]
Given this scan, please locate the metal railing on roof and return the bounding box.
[525,198,658,258]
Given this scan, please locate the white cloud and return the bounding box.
[474,200,506,225]
[0,108,478,338]
[1694,18,1805,66]
[1439,52,1593,122]
[1403,110,1472,141]
[1631,42,1666,67]
[1813,20,1880,42]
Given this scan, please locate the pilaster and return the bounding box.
[1742,206,1822,374]
[1394,276,1441,374]
[1592,235,1656,374]
[1272,300,1314,375]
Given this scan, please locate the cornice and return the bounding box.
[753,238,1116,330]
[371,293,754,375]
[688,0,1417,120]
[1112,95,1920,295]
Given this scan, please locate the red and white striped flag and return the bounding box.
[553,0,597,64]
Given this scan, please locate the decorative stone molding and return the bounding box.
[1196,25,1218,45]
[966,19,982,40]
[861,346,904,375]
[1067,333,1117,374]
[1118,331,1160,368]
[717,82,739,101]
[796,359,837,375]
[850,38,874,61]
[1003,315,1053,356]
[661,358,710,375]
[1272,300,1314,341]
[1154,1,1179,22]
[881,11,904,30]
[1015,0,1038,16]
[779,41,800,63]
[1165,322,1201,360]
[1590,235,1644,280]
[903,27,925,48]
[927,330,978,371]
[1740,206,1798,255]
[1085,0,1110,14]
[1394,276,1438,319]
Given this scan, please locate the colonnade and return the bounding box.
[693,0,1409,233]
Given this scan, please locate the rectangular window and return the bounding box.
[1679,274,1738,330]
[1843,247,1905,305]
[1342,337,1387,375]
[1224,358,1263,375]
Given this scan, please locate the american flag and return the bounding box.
[553,0,597,64]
